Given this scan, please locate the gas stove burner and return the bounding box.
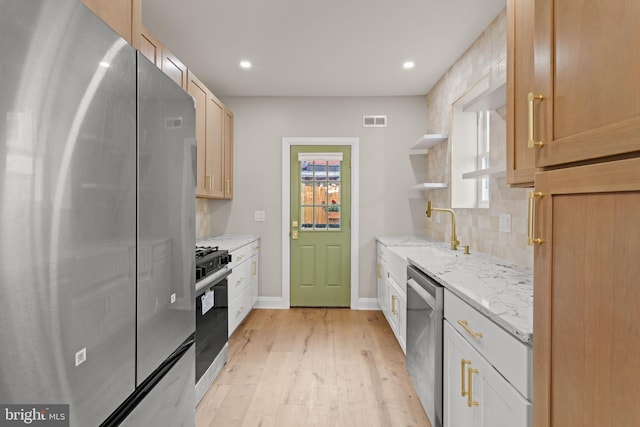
[196,245,220,259]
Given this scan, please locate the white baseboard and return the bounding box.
[255,296,287,309]
[255,296,381,310]
[355,298,381,310]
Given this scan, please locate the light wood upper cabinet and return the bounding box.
[506,0,539,187]
[206,94,225,198]
[162,49,187,90]
[80,0,138,44]
[533,157,640,427]
[137,27,186,90]
[224,108,234,198]
[532,0,640,167]
[139,26,162,68]
[187,71,234,199]
[186,71,210,198]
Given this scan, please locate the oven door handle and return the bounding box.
[408,278,437,309]
[195,267,232,296]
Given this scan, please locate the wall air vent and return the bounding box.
[362,115,387,127]
[164,117,183,129]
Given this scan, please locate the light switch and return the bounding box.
[254,210,266,222]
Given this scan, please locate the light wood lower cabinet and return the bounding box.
[533,158,640,427]
[444,321,531,427]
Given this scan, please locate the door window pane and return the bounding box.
[299,159,341,231]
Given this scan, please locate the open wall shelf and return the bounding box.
[409,133,448,155]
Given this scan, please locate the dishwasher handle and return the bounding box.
[408,278,437,309]
[407,265,443,310]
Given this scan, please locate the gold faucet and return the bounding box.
[426,200,460,251]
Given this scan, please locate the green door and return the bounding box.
[290,145,351,307]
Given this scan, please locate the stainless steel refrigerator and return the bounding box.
[0,1,197,425]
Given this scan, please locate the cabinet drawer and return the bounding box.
[229,243,252,270]
[444,321,531,427]
[228,284,252,337]
[444,290,532,399]
[386,248,407,294]
[377,242,389,262]
[227,257,252,303]
[249,240,260,257]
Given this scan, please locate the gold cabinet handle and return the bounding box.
[391,295,397,315]
[528,92,545,148]
[377,263,381,279]
[467,367,480,407]
[225,179,230,194]
[206,175,212,190]
[461,359,471,397]
[457,320,483,338]
[527,191,544,245]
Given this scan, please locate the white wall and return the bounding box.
[206,96,427,304]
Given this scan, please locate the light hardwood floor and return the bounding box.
[196,308,431,427]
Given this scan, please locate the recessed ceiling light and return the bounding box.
[99,61,110,68]
[240,61,252,69]
[403,61,415,69]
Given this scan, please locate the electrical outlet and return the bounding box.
[170,293,176,304]
[499,213,511,233]
[75,348,87,367]
[254,210,265,222]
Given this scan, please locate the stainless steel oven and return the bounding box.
[195,246,231,404]
[406,264,444,427]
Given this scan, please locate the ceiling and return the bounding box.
[142,0,506,97]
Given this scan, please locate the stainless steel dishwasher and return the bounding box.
[406,264,444,427]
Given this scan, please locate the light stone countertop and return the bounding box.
[377,236,533,344]
[197,235,259,252]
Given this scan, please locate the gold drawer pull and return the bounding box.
[527,191,544,245]
[467,367,480,407]
[457,320,483,338]
[225,179,230,194]
[461,359,471,397]
[527,92,545,148]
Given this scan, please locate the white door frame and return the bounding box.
[282,137,360,309]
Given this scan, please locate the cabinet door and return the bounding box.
[376,257,387,313]
[223,108,234,199]
[444,322,530,427]
[506,0,539,186]
[533,158,640,427]
[444,321,477,427]
[80,0,132,43]
[250,253,259,307]
[186,71,210,197]
[162,48,187,89]
[139,26,162,67]
[206,95,225,198]
[533,0,640,167]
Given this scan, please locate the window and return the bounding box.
[477,110,490,208]
[451,76,493,209]
[300,159,342,230]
